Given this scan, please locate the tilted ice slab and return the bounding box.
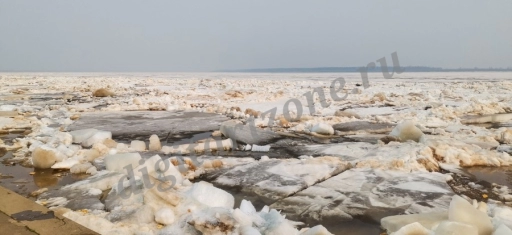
[68,111,229,139]
[271,168,454,224]
[213,156,351,204]
[305,142,438,172]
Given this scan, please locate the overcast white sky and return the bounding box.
[1,1,511,72]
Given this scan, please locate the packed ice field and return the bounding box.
[1,72,512,235]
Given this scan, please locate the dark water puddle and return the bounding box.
[0,133,87,198]
[466,166,512,189]
[0,151,88,198]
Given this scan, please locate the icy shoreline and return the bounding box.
[1,72,512,234]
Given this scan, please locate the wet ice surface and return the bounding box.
[68,111,229,142]
[467,166,512,189]
[2,72,512,234]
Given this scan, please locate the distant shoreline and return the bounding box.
[2,67,512,74]
[219,66,512,73]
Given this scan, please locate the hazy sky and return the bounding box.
[1,1,511,72]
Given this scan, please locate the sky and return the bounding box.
[0,1,511,72]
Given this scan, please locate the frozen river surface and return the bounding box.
[1,72,512,234]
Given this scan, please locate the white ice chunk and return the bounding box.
[82,131,112,147]
[31,145,67,169]
[299,225,332,235]
[393,222,430,235]
[381,212,448,233]
[116,143,129,151]
[389,120,424,142]
[310,123,334,135]
[433,221,477,235]
[154,207,175,225]
[104,153,142,174]
[87,188,103,196]
[69,129,99,144]
[240,199,257,214]
[158,158,184,186]
[133,154,163,177]
[448,195,493,235]
[132,154,183,186]
[130,140,146,151]
[260,209,298,235]
[251,144,271,152]
[185,181,234,209]
[56,144,77,157]
[148,134,161,151]
[54,132,73,146]
[260,205,270,213]
[70,162,93,174]
[233,208,253,227]
[86,166,97,175]
[51,158,80,169]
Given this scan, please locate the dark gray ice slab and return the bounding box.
[212,158,350,205]
[67,111,229,141]
[271,168,453,225]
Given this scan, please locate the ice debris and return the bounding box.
[381,195,510,235]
